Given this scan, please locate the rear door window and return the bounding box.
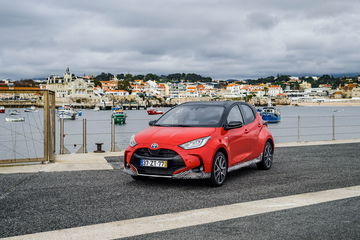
[240,105,255,124]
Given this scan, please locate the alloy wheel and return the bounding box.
[213,153,227,185]
[263,142,273,168]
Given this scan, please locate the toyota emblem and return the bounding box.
[151,143,158,149]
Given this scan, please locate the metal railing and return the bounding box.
[57,114,360,154]
[0,89,56,164]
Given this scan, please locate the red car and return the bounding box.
[124,101,274,186]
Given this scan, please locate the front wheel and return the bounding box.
[257,141,273,170]
[210,151,228,187]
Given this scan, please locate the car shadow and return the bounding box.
[121,164,261,189]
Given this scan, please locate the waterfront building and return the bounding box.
[100,79,118,91]
[299,81,312,90]
[267,85,283,97]
[44,68,97,104]
[158,83,169,97]
[351,87,360,98]
[105,90,129,96]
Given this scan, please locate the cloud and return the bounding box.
[0,0,360,80]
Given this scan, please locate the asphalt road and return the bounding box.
[1,143,360,239]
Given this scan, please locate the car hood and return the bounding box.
[135,126,216,146]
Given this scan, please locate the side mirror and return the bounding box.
[149,120,157,126]
[224,121,243,130]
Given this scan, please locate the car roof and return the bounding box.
[180,101,247,108]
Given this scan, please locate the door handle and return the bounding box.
[244,129,249,134]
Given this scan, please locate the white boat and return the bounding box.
[0,106,5,113]
[5,117,25,122]
[24,106,38,112]
[9,110,20,115]
[94,106,100,111]
[57,106,78,120]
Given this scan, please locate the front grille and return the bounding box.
[135,148,178,158]
[130,148,185,176]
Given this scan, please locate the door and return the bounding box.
[240,104,260,160]
[225,105,252,166]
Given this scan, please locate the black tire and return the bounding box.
[257,141,273,170]
[209,151,228,187]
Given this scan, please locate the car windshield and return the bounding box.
[155,105,224,127]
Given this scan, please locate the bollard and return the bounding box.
[297,115,300,142]
[94,143,105,153]
[332,114,335,140]
[111,118,115,152]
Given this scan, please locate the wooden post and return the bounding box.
[43,91,49,162]
[50,92,56,162]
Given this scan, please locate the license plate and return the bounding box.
[140,159,168,168]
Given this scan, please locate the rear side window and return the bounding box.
[240,105,255,124]
[227,105,244,123]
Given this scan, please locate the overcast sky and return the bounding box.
[1,0,359,80]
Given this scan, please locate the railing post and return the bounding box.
[83,118,87,153]
[332,114,335,140]
[60,118,64,154]
[297,115,300,142]
[111,118,115,152]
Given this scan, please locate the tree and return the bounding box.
[94,72,114,87]
[124,73,133,81]
[116,73,125,80]
[144,73,159,81]
[132,74,144,80]
[118,79,132,94]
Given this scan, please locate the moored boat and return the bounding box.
[147,108,163,115]
[111,107,127,124]
[258,106,281,123]
[5,117,25,122]
[24,106,38,112]
[57,106,78,120]
[0,106,5,113]
[9,110,20,115]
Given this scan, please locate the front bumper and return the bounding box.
[124,143,215,179]
[124,166,211,179]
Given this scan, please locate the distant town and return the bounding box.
[1,67,360,108]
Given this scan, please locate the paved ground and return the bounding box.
[0,143,359,239]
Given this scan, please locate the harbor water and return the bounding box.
[1,106,360,160]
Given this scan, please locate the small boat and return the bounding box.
[9,110,20,115]
[24,106,38,112]
[94,106,100,111]
[5,117,25,122]
[259,106,281,123]
[147,108,163,115]
[0,106,5,113]
[57,106,78,120]
[111,107,127,124]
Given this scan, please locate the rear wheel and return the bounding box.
[257,141,273,170]
[210,151,228,187]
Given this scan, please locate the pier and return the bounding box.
[0,140,359,239]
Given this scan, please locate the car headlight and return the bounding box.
[129,135,137,147]
[179,136,211,150]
